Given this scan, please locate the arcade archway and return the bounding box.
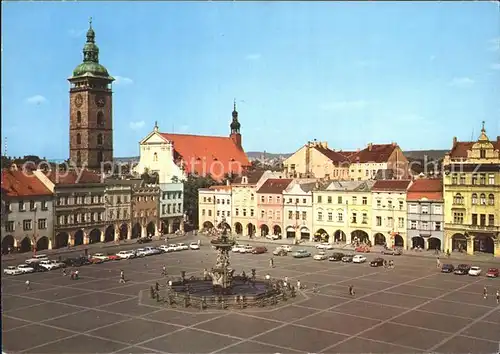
[146,221,156,237]
[203,221,214,229]
[172,218,181,232]
[132,223,141,239]
[300,227,310,240]
[55,232,69,248]
[286,226,295,239]
[247,223,256,237]
[119,223,128,240]
[352,230,369,244]
[451,233,467,252]
[474,235,494,254]
[394,234,404,248]
[315,229,329,242]
[374,233,386,246]
[218,222,230,231]
[412,236,424,249]
[36,237,49,251]
[273,225,281,236]
[20,237,31,253]
[2,235,14,254]
[234,222,243,235]
[260,224,269,237]
[161,220,169,234]
[428,237,441,250]
[104,225,115,242]
[89,229,101,244]
[74,230,84,246]
[334,230,346,242]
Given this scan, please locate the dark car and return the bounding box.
[329,253,344,262]
[32,263,48,272]
[441,264,455,273]
[342,255,354,263]
[454,264,471,275]
[252,246,267,254]
[137,237,152,244]
[370,257,385,267]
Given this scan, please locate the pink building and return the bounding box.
[256,179,293,238]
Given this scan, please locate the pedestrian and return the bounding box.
[496,290,499,304]
[75,270,79,279]
[25,280,31,291]
[284,276,288,283]
[348,285,355,296]
[312,284,319,293]
[119,270,126,284]
[269,258,274,268]
[155,281,160,292]
[483,286,488,299]
[265,273,271,280]
[197,239,201,247]
[436,257,441,268]
[296,280,301,290]
[168,279,172,288]
[62,269,67,276]
[161,265,167,276]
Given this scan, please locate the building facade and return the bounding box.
[407,178,444,250]
[255,179,292,237]
[443,124,500,256]
[104,179,136,241]
[282,181,315,242]
[159,182,184,234]
[371,180,412,248]
[69,20,114,169]
[198,188,216,231]
[1,168,54,253]
[131,182,161,238]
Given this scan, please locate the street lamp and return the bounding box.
[32,205,37,255]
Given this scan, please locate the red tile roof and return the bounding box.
[449,140,500,158]
[256,179,293,194]
[345,144,398,163]
[232,170,266,184]
[161,133,250,180]
[372,180,412,191]
[1,169,52,197]
[209,185,232,191]
[315,146,350,165]
[44,170,103,184]
[407,179,443,201]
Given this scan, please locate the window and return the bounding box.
[295,198,299,204]
[338,196,342,204]
[472,174,478,185]
[421,221,428,230]
[337,212,343,222]
[376,216,382,226]
[410,220,417,229]
[261,210,265,218]
[480,214,486,226]
[328,212,333,221]
[317,211,323,221]
[435,222,441,231]
[399,201,404,210]
[217,210,220,217]
[235,208,239,216]
[387,217,393,228]
[288,198,292,204]
[302,198,306,204]
[488,214,495,226]
[488,194,495,205]
[352,212,357,223]
[261,196,265,202]
[295,211,299,220]
[317,196,322,203]
[409,204,418,213]
[479,174,486,185]
[19,201,26,211]
[41,201,48,211]
[472,214,478,225]
[242,209,246,217]
[276,196,280,203]
[453,193,463,205]
[327,196,332,203]
[250,209,254,217]
[268,196,272,203]
[76,133,81,144]
[471,193,478,205]
[480,193,486,205]
[30,200,36,211]
[422,205,429,214]
[153,152,158,161]
[302,211,306,220]
[97,111,104,126]
[362,197,367,205]
[227,211,230,217]
[208,210,212,217]
[38,219,47,229]
[452,175,457,184]
[362,213,367,224]
[167,204,171,214]
[433,205,442,214]
[352,196,357,205]
[376,199,381,208]
[460,175,466,185]
[23,219,32,231]
[387,200,393,208]
[489,174,495,185]
[76,111,82,123]
[217,199,220,204]
[276,211,280,220]
[97,134,103,145]
[398,218,404,229]
[480,149,486,158]
[288,211,293,220]
[6,221,14,232]
[221,199,225,205]
[97,150,103,164]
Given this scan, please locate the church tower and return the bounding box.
[68,18,114,170]
[230,99,242,150]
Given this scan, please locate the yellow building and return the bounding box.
[443,124,500,257]
[371,180,412,248]
[283,141,350,179]
[198,188,216,230]
[312,181,375,244]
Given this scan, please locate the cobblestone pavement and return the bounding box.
[2,240,500,353]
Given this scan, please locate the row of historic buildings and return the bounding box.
[198,125,500,257]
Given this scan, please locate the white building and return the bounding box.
[282,181,316,242]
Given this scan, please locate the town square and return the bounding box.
[2,1,500,353]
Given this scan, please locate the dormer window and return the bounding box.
[242,176,248,184]
[480,149,486,158]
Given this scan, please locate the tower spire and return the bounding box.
[481,120,485,132]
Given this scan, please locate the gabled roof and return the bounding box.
[325,180,376,192]
[345,144,398,163]
[407,178,443,201]
[232,170,266,185]
[314,146,350,165]
[449,140,500,159]
[44,170,103,185]
[1,169,53,197]
[372,180,412,192]
[161,133,250,179]
[256,179,293,194]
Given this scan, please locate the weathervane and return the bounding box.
[481,120,485,131]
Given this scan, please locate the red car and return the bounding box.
[486,268,499,278]
[107,254,121,261]
[355,246,370,253]
[252,246,268,254]
[89,257,104,264]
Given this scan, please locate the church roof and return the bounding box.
[160,133,250,180]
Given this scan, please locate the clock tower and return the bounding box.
[68,18,114,170]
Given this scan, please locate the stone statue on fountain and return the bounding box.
[209,224,235,291]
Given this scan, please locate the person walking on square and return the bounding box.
[436,257,441,268]
[119,270,126,284]
[25,280,31,291]
[483,286,488,299]
[296,279,301,290]
[349,285,355,296]
[496,290,499,304]
[269,258,274,268]
[161,265,167,276]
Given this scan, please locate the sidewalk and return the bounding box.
[233,235,500,264]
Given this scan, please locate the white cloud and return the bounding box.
[488,37,500,51]
[490,63,500,70]
[129,121,145,130]
[320,100,370,111]
[25,95,47,105]
[449,77,474,88]
[245,53,261,61]
[114,76,133,85]
[68,29,86,38]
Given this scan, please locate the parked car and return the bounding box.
[4,266,23,275]
[107,254,121,261]
[370,257,385,267]
[382,248,402,256]
[273,247,288,256]
[486,268,499,278]
[137,237,152,244]
[355,246,370,253]
[313,251,328,261]
[158,245,170,253]
[252,246,268,254]
[316,243,334,250]
[454,264,471,275]
[50,260,66,268]
[39,260,59,271]
[63,256,90,267]
[342,255,354,263]
[441,264,455,273]
[135,248,148,257]
[232,244,245,252]
[116,250,136,259]
[265,234,280,240]
[352,255,367,263]
[177,243,189,251]
[240,245,254,254]
[144,247,161,256]
[17,264,35,273]
[329,253,344,262]
[92,253,110,261]
[32,263,49,272]
[189,242,200,250]
[89,257,105,264]
[167,244,178,252]
[292,249,311,258]
[281,245,293,252]
[468,266,482,276]
[25,254,49,265]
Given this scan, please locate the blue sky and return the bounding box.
[2,2,499,158]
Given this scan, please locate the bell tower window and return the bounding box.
[97,134,103,145]
[97,111,104,126]
[77,111,82,124]
[76,133,81,145]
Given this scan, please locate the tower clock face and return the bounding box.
[75,94,83,108]
[95,95,106,107]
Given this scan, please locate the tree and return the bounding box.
[183,174,217,227]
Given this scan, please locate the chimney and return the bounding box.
[226,179,230,186]
[453,137,457,147]
[392,142,396,147]
[368,143,373,151]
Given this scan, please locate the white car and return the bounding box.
[143,247,161,256]
[232,244,245,252]
[135,248,148,257]
[468,266,482,276]
[177,243,189,251]
[39,260,59,270]
[352,255,367,263]
[313,251,328,261]
[116,250,136,259]
[158,245,170,253]
[189,242,200,250]
[25,254,48,264]
[240,245,254,254]
[166,244,177,252]
[17,264,35,273]
[49,260,64,269]
[281,245,293,252]
[92,253,110,261]
[265,234,279,240]
[316,243,333,250]
[4,266,23,275]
